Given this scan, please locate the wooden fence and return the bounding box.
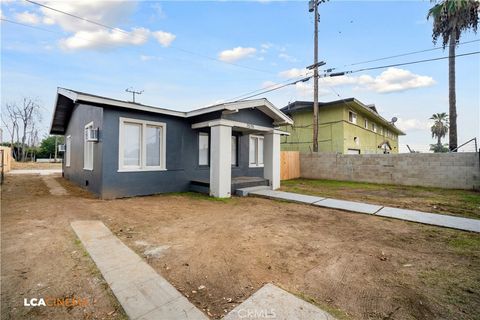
[280,151,300,180]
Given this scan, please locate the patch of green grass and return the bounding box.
[282,178,384,190]
[448,234,480,255]
[292,291,350,320]
[462,194,480,206]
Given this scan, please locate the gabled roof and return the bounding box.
[280,98,405,136]
[50,88,293,134]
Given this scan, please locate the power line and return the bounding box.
[342,39,480,68]
[230,51,480,102]
[349,51,480,73]
[321,39,480,72]
[24,0,275,75]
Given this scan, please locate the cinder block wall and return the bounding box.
[300,152,480,190]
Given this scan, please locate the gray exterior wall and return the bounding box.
[300,152,480,190]
[63,103,103,196]
[63,103,273,198]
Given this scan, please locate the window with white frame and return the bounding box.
[364,119,368,129]
[231,135,237,166]
[119,118,166,171]
[348,111,357,124]
[198,132,209,166]
[249,135,264,167]
[65,135,71,167]
[84,122,94,170]
[372,123,377,133]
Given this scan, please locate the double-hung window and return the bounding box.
[119,118,166,171]
[249,135,264,167]
[198,132,209,166]
[65,135,71,167]
[348,111,357,124]
[84,122,94,170]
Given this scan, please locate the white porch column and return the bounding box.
[263,131,281,190]
[210,124,232,198]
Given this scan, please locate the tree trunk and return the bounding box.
[437,135,441,146]
[448,31,457,151]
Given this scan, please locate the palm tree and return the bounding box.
[430,113,450,152]
[427,0,479,151]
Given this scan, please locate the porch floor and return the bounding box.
[190,176,269,194]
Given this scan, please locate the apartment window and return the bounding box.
[249,135,264,167]
[65,135,71,167]
[119,117,166,171]
[364,119,368,129]
[231,136,237,166]
[198,132,209,166]
[348,111,357,124]
[84,122,94,170]
[372,123,377,133]
[379,127,383,135]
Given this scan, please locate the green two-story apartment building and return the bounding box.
[279,98,405,154]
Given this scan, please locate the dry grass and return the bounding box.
[281,178,480,219]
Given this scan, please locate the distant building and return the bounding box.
[279,98,405,154]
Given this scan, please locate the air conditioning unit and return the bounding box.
[86,128,99,142]
[58,144,66,152]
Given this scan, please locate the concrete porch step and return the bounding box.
[235,185,271,197]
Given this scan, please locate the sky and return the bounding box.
[1,0,479,152]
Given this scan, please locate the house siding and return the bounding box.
[63,103,103,196]
[68,106,269,199]
[280,104,400,154]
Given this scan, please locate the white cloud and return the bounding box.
[278,68,312,78]
[26,1,176,51]
[278,53,297,63]
[218,47,256,62]
[396,118,433,132]
[152,31,176,47]
[39,1,138,33]
[60,28,149,51]
[278,67,435,94]
[15,11,41,25]
[140,54,162,62]
[359,68,435,93]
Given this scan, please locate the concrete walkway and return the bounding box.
[72,221,338,320]
[71,221,208,320]
[42,176,68,196]
[224,284,335,320]
[246,189,480,233]
[9,169,62,175]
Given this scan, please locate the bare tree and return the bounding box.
[15,98,41,161]
[1,102,19,159]
[2,97,42,161]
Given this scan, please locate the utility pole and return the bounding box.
[125,88,144,103]
[309,0,327,152]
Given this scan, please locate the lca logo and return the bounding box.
[24,297,89,307]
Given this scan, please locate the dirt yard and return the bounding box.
[281,178,480,220]
[11,161,62,170]
[2,175,480,320]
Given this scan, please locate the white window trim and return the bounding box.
[249,134,264,168]
[65,135,71,167]
[84,122,94,171]
[118,117,167,172]
[348,110,357,124]
[364,119,368,129]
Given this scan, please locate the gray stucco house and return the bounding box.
[49,88,292,199]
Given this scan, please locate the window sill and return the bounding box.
[83,168,93,171]
[249,164,264,168]
[117,168,167,172]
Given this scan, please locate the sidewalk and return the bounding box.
[243,188,480,233]
[9,169,62,175]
